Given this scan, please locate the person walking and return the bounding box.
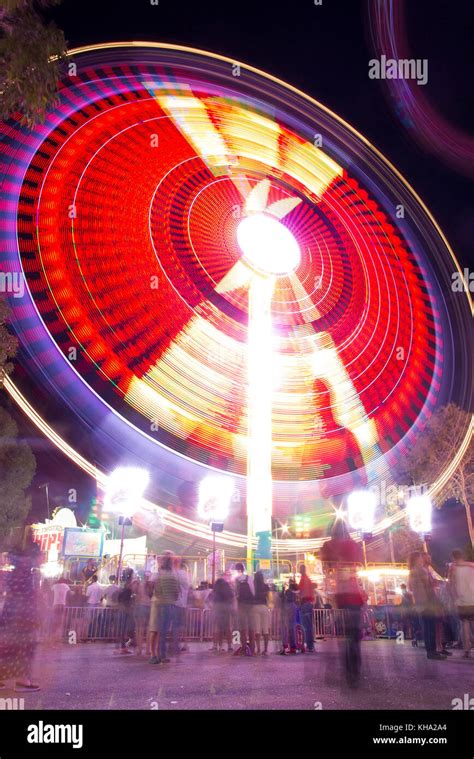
[51,577,71,642]
[101,575,119,638]
[234,563,255,655]
[0,537,41,692]
[438,577,460,651]
[223,569,237,638]
[279,580,298,655]
[84,574,105,641]
[399,582,418,644]
[314,582,324,609]
[154,554,180,664]
[312,582,325,639]
[408,552,446,660]
[38,579,53,642]
[252,571,270,655]
[423,553,452,656]
[320,519,367,686]
[134,573,152,657]
[211,577,234,653]
[448,549,474,659]
[116,569,136,655]
[148,589,160,664]
[85,575,104,606]
[298,564,316,653]
[174,561,190,653]
[102,575,119,608]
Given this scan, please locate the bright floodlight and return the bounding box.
[347,490,377,533]
[104,467,150,518]
[237,214,301,275]
[407,494,432,534]
[198,475,233,522]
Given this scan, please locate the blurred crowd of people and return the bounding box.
[405,549,474,660]
[1,539,473,691]
[39,556,328,662]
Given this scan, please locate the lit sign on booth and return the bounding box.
[62,528,104,559]
[31,524,64,556]
[31,508,78,559]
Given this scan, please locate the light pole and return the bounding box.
[116,515,133,583]
[347,490,377,568]
[406,494,432,552]
[197,475,233,585]
[272,519,290,582]
[273,519,280,581]
[388,528,396,563]
[210,521,225,586]
[39,482,50,520]
[104,467,149,582]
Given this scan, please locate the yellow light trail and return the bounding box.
[5,371,471,552]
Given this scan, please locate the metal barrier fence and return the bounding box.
[42,607,123,642]
[314,608,347,637]
[42,606,375,643]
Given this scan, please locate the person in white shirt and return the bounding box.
[51,578,70,641]
[85,576,104,606]
[52,578,70,607]
[100,575,120,639]
[102,576,119,608]
[84,575,105,640]
[448,550,474,658]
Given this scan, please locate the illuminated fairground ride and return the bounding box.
[0,43,472,561]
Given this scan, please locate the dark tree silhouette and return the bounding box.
[394,404,473,547]
[0,297,36,542]
[0,0,67,126]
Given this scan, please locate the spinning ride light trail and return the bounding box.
[1,43,471,554]
[151,89,383,560]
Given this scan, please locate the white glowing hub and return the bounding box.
[237,214,300,275]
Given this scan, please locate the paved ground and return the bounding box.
[3,639,473,710]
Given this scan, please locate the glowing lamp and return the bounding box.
[407,494,432,534]
[51,507,77,528]
[198,475,233,523]
[104,467,150,518]
[237,214,301,275]
[347,490,377,533]
[40,561,62,579]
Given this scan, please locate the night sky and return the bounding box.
[2,0,472,553]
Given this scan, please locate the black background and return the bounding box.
[0,709,472,756]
